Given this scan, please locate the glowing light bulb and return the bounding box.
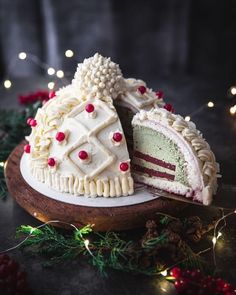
[212,237,217,245]
[84,239,90,248]
[0,162,4,167]
[230,87,236,95]
[4,80,12,89]
[230,105,236,115]
[18,52,27,60]
[30,227,37,234]
[207,101,214,108]
[56,70,64,78]
[48,82,55,90]
[217,232,222,239]
[160,269,168,276]
[185,116,191,122]
[47,67,55,75]
[65,49,74,58]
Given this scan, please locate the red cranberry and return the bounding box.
[24,144,31,153]
[223,283,234,292]
[120,162,129,172]
[85,103,95,113]
[137,85,146,94]
[174,279,187,293]
[29,119,37,127]
[26,118,33,125]
[78,150,88,160]
[170,267,182,279]
[49,91,56,99]
[113,132,123,142]
[56,132,65,142]
[190,269,202,280]
[48,158,56,167]
[155,90,163,98]
[164,103,174,113]
[216,278,226,289]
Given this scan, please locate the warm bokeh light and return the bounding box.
[65,49,74,58]
[4,80,12,89]
[230,87,236,95]
[18,52,27,60]
[207,101,214,108]
[47,67,55,75]
[56,70,64,78]
[230,105,236,115]
[48,82,55,89]
[185,116,191,121]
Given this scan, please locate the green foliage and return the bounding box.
[16,222,205,276]
[0,102,40,199]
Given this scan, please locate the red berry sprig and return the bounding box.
[19,90,56,105]
[168,267,236,295]
[0,254,31,294]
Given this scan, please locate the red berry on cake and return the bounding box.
[120,162,129,172]
[137,86,146,95]
[55,132,65,142]
[78,150,88,160]
[113,132,123,142]
[85,103,95,113]
[26,117,33,125]
[24,144,31,153]
[155,90,163,99]
[29,119,37,127]
[164,103,174,113]
[48,158,56,167]
[49,91,56,99]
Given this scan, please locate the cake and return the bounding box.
[25,54,134,198]
[115,78,165,147]
[24,53,219,204]
[132,108,220,205]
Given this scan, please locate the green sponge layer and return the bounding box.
[133,125,189,186]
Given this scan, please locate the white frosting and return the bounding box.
[132,108,220,205]
[116,78,165,113]
[27,54,135,198]
[72,53,125,100]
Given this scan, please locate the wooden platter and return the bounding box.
[5,141,187,231]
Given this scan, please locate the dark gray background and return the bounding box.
[1,1,236,294]
[0,0,236,81]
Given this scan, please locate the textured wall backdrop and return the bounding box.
[0,0,236,81]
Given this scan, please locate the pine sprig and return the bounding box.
[0,102,40,199]
[15,221,207,276]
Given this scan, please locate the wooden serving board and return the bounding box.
[4,141,188,231]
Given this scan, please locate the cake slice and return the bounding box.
[115,78,165,148]
[25,53,134,197]
[132,108,220,205]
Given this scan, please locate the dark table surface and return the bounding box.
[0,75,236,294]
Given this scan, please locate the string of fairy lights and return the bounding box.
[0,209,235,277]
[2,49,74,91]
[1,51,236,121]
